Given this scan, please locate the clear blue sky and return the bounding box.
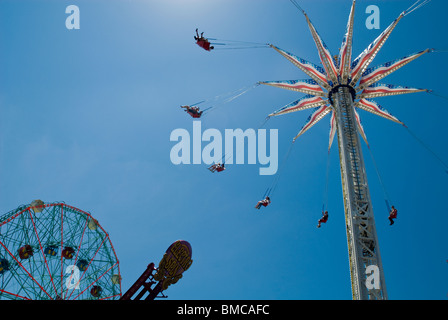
[0,0,447,300]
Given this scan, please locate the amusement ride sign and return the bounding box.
[154,240,193,290]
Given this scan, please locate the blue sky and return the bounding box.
[0,0,447,300]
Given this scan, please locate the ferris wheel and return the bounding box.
[0,200,122,300]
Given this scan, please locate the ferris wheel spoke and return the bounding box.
[99,293,121,300]
[0,256,33,299]
[72,260,118,300]
[0,207,28,228]
[27,209,58,296]
[0,288,31,300]
[72,217,89,264]
[59,204,64,296]
[62,217,89,300]
[0,247,37,299]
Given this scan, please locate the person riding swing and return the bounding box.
[317,210,329,228]
[255,196,271,209]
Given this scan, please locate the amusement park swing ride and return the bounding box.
[258,0,434,300]
[189,0,442,300]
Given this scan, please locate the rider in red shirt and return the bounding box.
[195,28,214,51]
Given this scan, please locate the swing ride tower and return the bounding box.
[260,0,433,299]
